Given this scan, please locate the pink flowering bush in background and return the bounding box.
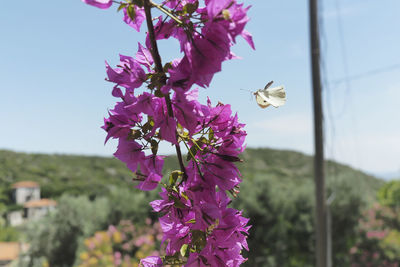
[349,203,400,267]
[83,0,254,265]
[78,219,164,267]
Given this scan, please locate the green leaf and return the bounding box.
[186,145,198,161]
[127,4,136,21]
[117,3,127,12]
[206,219,219,235]
[151,139,158,155]
[180,244,189,257]
[191,230,206,252]
[185,218,196,224]
[149,72,167,91]
[142,122,151,134]
[170,195,186,209]
[169,170,183,186]
[208,128,214,141]
[216,153,242,162]
[181,191,189,201]
[176,123,184,136]
[148,116,155,127]
[163,253,181,265]
[154,89,164,98]
[171,185,179,193]
[163,62,173,72]
[198,136,208,146]
[128,129,142,140]
[183,2,198,14]
[146,73,153,80]
[131,0,144,7]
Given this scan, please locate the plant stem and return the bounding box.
[181,139,204,180]
[143,0,187,178]
[149,0,183,25]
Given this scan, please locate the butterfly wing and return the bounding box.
[264,86,286,107]
[255,91,271,108]
[264,81,274,90]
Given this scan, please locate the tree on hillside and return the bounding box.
[20,195,110,267]
[234,173,367,266]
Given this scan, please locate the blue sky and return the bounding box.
[1,0,399,178]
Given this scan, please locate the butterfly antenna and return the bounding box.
[264,80,274,89]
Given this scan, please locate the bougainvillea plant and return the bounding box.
[83,0,254,266]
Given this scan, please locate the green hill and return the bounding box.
[0,148,382,202]
[239,148,382,202]
[0,148,385,266]
[0,150,133,200]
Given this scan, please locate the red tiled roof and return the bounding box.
[24,199,57,208]
[12,181,39,189]
[0,242,19,261]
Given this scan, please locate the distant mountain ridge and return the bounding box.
[0,148,383,202]
[372,170,400,180]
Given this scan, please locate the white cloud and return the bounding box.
[327,131,400,174]
[246,112,314,153]
[251,113,312,135]
[246,110,400,176]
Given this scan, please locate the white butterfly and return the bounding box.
[253,81,286,109]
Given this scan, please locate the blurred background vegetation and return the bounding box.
[0,148,399,266]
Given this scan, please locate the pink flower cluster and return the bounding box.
[83,0,253,266]
[349,203,400,266]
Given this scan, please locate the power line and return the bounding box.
[321,0,400,183]
[332,0,362,179]
[334,0,351,91]
[330,63,400,85]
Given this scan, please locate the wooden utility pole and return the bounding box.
[309,0,327,266]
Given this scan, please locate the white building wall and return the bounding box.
[14,187,40,205]
[26,206,54,220]
[7,211,24,227]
